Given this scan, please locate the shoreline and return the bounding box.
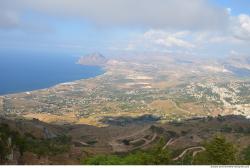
[0,65,106,97]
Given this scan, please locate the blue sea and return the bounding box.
[0,51,104,95]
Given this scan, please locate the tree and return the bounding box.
[242,145,250,164]
[148,137,171,165]
[194,135,237,165]
[0,135,10,163]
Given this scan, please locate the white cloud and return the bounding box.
[239,14,250,32]
[0,0,229,30]
[232,14,250,41]
[117,21,250,56]
[118,29,196,53]
[143,30,195,48]
[1,0,250,57]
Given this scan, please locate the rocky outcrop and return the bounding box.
[77,53,108,66]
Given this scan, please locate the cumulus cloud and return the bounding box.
[118,29,196,53]
[0,0,229,30]
[115,23,250,57]
[144,30,195,48]
[233,14,250,41]
[1,0,250,56]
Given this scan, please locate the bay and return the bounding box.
[0,51,104,95]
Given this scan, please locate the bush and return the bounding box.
[193,135,237,165]
[242,145,250,164]
[83,138,171,165]
[0,123,71,161]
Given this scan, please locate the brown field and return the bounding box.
[23,111,154,127]
[23,112,78,124]
[178,102,207,116]
[150,99,176,111]
[149,99,192,117]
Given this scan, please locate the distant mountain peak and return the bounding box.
[77,52,108,66]
[89,52,105,58]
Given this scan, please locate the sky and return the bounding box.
[0,0,250,58]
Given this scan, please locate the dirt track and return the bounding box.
[173,146,205,161]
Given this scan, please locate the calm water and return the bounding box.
[0,51,104,95]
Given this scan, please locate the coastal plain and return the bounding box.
[1,53,250,126]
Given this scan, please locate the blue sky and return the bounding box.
[0,0,250,58]
[212,0,250,15]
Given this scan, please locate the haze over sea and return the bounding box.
[0,51,104,95]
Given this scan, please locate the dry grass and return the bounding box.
[23,112,78,124]
[150,100,176,112]
[178,102,206,116]
[23,110,153,127]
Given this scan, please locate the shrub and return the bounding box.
[193,135,237,165]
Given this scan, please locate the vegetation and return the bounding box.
[242,145,250,164]
[1,121,250,165]
[83,136,248,165]
[83,138,171,165]
[0,124,12,163]
[0,123,71,164]
[193,136,237,165]
[24,134,71,157]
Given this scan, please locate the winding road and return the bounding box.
[173,146,205,161]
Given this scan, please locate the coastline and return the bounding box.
[0,65,106,97]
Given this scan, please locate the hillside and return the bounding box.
[0,115,250,165]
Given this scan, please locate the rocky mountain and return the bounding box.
[77,53,108,66]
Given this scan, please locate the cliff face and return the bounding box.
[77,53,108,66]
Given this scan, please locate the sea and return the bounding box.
[0,51,104,95]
